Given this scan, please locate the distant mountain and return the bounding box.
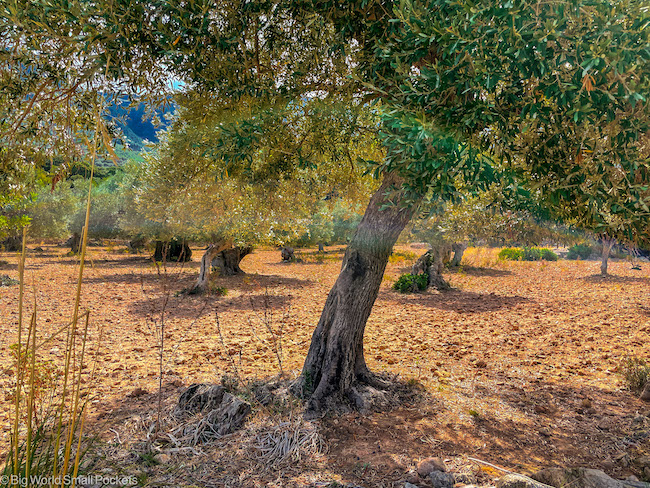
[108,101,175,151]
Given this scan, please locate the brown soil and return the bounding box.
[0,245,648,487]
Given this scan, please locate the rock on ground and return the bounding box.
[533,467,627,488]
[429,470,455,488]
[497,473,555,488]
[416,457,446,476]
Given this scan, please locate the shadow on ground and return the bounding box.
[449,266,513,277]
[125,273,313,319]
[386,289,529,313]
[583,274,650,285]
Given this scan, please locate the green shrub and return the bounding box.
[393,273,428,293]
[498,248,524,260]
[567,243,593,260]
[620,357,650,393]
[499,247,558,261]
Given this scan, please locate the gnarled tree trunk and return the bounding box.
[190,240,232,294]
[67,232,81,254]
[450,242,468,267]
[411,245,451,291]
[212,246,252,276]
[292,174,421,415]
[600,235,615,276]
[280,246,294,262]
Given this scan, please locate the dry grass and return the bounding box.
[461,246,502,267]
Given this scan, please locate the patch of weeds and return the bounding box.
[0,274,19,286]
[138,451,158,467]
[209,284,228,296]
[468,409,481,419]
[388,250,417,264]
[393,272,428,293]
[135,471,149,486]
[498,247,558,261]
[620,357,650,393]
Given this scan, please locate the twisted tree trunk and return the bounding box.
[190,239,232,294]
[450,242,468,267]
[600,235,615,276]
[411,245,451,291]
[212,246,252,275]
[292,174,421,415]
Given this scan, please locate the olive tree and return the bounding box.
[3,0,649,415]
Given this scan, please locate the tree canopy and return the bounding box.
[2,0,649,412]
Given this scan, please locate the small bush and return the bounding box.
[620,357,650,393]
[498,248,524,260]
[567,243,593,260]
[393,273,428,293]
[499,247,558,261]
[537,248,559,261]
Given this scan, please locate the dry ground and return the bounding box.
[0,244,649,487]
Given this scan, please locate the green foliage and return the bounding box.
[209,285,228,297]
[498,247,558,261]
[567,244,594,260]
[619,357,650,393]
[498,248,525,261]
[393,273,428,293]
[295,201,366,247]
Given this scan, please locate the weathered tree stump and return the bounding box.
[67,232,81,254]
[190,239,232,294]
[450,242,468,267]
[212,246,252,276]
[281,246,295,262]
[154,239,192,262]
[412,245,451,291]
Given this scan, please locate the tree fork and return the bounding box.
[293,174,421,414]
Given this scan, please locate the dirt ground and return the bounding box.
[0,244,649,487]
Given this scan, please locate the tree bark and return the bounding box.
[450,242,468,267]
[281,246,295,262]
[600,235,615,276]
[412,246,451,291]
[211,246,252,276]
[190,240,232,294]
[292,174,421,414]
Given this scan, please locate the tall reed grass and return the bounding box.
[2,116,104,487]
